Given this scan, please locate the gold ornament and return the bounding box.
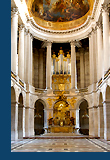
[46,98,53,108]
[67,52,71,59]
[67,97,77,108]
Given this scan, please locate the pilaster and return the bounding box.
[103,100,110,140]
[46,41,52,89]
[11,7,18,74]
[18,24,25,81]
[102,3,110,73]
[98,105,104,138]
[70,41,77,89]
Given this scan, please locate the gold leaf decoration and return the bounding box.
[67,97,77,108]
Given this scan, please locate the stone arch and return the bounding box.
[18,92,24,139]
[34,99,46,135]
[11,86,16,140]
[75,98,89,135]
[34,97,47,109]
[75,97,90,110]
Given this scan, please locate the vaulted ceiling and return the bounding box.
[25,0,94,30]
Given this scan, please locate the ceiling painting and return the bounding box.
[31,0,90,22]
[26,0,94,30]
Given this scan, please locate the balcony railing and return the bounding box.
[11,71,25,89]
[98,68,110,88]
[35,88,47,93]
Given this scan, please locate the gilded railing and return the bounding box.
[97,68,110,88]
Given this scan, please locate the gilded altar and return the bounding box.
[48,92,75,133]
[50,126,74,133]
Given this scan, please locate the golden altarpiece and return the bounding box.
[47,48,76,133]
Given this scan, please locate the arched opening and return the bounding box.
[106,85,110,100]
[18,93,23,139]
[34,100,44,135]
[79,99,89,135]
[11,87,16,140]
[98,92,104,138]
[104,85,110,140]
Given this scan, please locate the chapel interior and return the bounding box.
[11,0,110,152]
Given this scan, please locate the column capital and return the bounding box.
[24,28,28,35]
[96,21,102,29]
[11,7,19,18]
[70,40,81,47]
[11,7,18,14]
[70,41,76,46]
[18,24,25,32]
[30,33,34,40]
[42,41,52,48]
[101,3,109,13]
[46,41,52,47]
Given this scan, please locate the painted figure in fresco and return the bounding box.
[31,0,90,22]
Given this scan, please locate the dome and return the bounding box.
[26,0,94,30]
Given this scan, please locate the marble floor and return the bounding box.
[11,138,110,152]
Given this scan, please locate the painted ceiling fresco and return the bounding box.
[26,0,94,30]
[30,0,89,22]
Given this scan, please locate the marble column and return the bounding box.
[80,50,84,88]
[102,4,109,73]
[70,41,77,89]
[24,29,28,83]
[39,49,44,89]
[11,102,18,140]
[44,109,48,133]
[93,106,98,137]
[75,109,80,133]
[25,106,30,137]
[103,101,110,140]
[96,22,103,80]
[92,28,97,83]
[30,34,33,86]
[88,107,94,136]
[18,25,24,81]
[46,42,52,89]
[11,8,18,74]
[18,104,23,139]
[98,105,104,138]
[25,30,30,84]
[89,31,94,85]
[29,108,34,136]
[84,52,89,87]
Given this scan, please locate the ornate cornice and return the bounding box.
[30,16,92,35]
